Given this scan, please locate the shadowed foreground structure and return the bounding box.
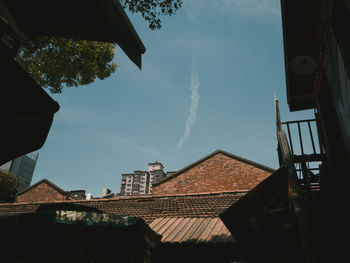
[221,1,350,262]
[0,191,250,262]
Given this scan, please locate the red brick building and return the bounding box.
[2,150,275,262]
[152,150,274,195]
[16,150,273,203]
[16,179,82,203]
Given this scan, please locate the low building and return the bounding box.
[152,149,274,196]
[0,191,247,263]
[120,150,274,196]
[1,149,275,262]
[16,179,83,203]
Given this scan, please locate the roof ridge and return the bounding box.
[0,190,248,206]
[16,178,68,197]
[153,149,276,186]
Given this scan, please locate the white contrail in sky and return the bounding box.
[177,59,200,149]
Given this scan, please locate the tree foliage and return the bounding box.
[0,170,19,203]
[15,0,182,94]
[121,0,182,30]
[16,38,117,94]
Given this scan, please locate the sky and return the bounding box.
[32,0,315,197]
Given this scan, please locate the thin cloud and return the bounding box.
[183,0,207,22]
[219,0,280,15]
[183,0,280,22]
[177,59,200,149]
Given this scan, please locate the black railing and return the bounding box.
[281,119,318,157]
[281,118,324,192]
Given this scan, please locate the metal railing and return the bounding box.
[281,119,324,192]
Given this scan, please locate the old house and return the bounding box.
[1,191,247,263]
[152,150,274,195]
[15,178,86,202]
[0,150,274,262]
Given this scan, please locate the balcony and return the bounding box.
[280,118,325,194]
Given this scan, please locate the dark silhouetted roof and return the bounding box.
[0,42,59,165]
[0,191,246,243]
[2,0,145,68]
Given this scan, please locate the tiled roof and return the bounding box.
[86,192,246,223]
[0,203,39,215]
[0,191,246,243]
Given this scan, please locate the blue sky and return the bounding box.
[32,0,315,196]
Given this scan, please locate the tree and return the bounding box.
[0,170,19,203]
[121,0,182,30]
[16,38,118,94]
[15,0,182,94]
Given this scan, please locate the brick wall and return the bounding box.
[152,153,272,195]
[17,181,73,202]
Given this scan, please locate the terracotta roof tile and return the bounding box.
[0,191,245,243]
[0,191,245,222]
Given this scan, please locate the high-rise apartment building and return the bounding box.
[0,153,38,193]
[120,161,173,196]
[147,161,165,193]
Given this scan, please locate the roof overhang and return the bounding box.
[220,167,294,259]
[0,0,146,164]
[2,0,146,68]
[0,42,59,165]
[281,0,327,111]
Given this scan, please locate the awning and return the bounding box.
[2,0,146,68]
[0,203,161,262]
[0,42,60,165]
[280,0,326,111]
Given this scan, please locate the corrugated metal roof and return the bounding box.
[149,217,234,243]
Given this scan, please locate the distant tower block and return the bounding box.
[120,161,169,196]
[0,153,39,193]
[148,161,164,172]
[148,161,166,193]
